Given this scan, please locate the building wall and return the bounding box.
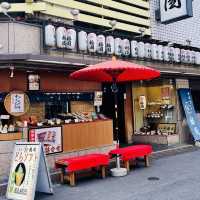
[1,0,151,35]
[150,0,200,48]
[0,70,101,92]
[0,22,42,54]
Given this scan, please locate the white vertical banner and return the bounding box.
[11,93,24,113]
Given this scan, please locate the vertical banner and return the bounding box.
[6,142,53,200]
[179,88,200,141]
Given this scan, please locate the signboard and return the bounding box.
[160,0,193,24]
[4,91,30,117]
[11,93,24,113]
[28,74,40,91]
[6,142,53,200]
[179,88,200,141]
[94,91,103,106]
[29,126,63,154]
[139,95,147,110]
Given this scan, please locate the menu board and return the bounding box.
[6,142,53,200]
[29,127,63,154]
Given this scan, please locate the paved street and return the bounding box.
[33,149,200,200]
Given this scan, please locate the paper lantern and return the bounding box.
[114,38,122,56]
[144,43,151,59]
[158,45,164,61]
[44,24,56,47]
[131,40,138,58]
[88,33,97,53]
[97,35,106,54]
[174,48,181,63]
[138,42,145,58]
[66,29,76,49]
[163,46,170,62]
[106,36,114,55]
[122,39,130,56]
[151,44,159,60]
[56,27,67,48]
[78,31,87,51]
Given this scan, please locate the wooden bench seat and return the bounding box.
[55,153,109,186]
[109,145,152,171]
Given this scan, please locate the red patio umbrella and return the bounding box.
[70,57,160,176]
[70,57,160,142]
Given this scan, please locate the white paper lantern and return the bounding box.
[56,27,67,48]
[65,29,76,49]
[106,36,114,55]
[195,52,200,65]
[97,35,106,54]
[122,39,130,56]
[158,45,164,61]
[191,51,196,64]
[170,47,175,62]
[151,44,158,60]
[144,43,152,59]
[163,46,170,62]
[78,31,87,51]
[181,49,187,63]
[45,24,56,47]
[174,48,181,63]
[138,42,145,58]
[115,38,122,56]
[131,40,138,58]
[186,50,191,63]
[88,33,97,53]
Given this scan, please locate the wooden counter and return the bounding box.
[62,120,113,152]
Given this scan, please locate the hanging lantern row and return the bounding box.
[44,24,200,65]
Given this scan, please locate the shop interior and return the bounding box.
[132,79,179,145]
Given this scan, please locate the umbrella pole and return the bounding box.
[111,78,119,148]
[111,78,121,170]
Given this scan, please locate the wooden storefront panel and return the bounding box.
[62,120,113,152]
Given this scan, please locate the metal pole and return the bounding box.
[111,78,119,148]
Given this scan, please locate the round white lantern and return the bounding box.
[78,31,87,51]
[138,42,145,59]
[97,35,106,54]
[144,43,152,59]
[106,36,114,55]
[56,27,67,48]
[131,40,138,58]
[115,38,122,56]
[174,48,181,63]
[151,44,158,60]
[163,46,170,62]
[158,45,164,61]
[66,29,76,49]
[88,33,97,53]
[45,24,56,47]
[122,39,130,56]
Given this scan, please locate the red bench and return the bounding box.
[109,145,152,171]
[55,153,109,186]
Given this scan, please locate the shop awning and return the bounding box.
[0,54,86,72]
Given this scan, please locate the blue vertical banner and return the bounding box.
[179,88,200,141]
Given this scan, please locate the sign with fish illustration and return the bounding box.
[29,126,62,154]
[6,142,53,200]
